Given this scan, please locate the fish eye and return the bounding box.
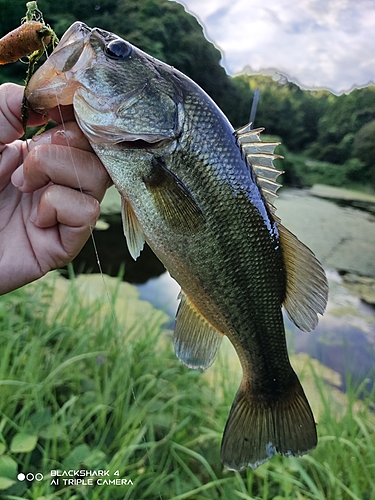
[105,39,132,60]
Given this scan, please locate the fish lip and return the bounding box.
[61,21,92,40]
[74,105,174,149]
[90,26,114,41]
[26,22,93,111]
[76,109,174,149]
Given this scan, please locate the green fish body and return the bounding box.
[26,22,328,470]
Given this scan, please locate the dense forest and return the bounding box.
[1,0,375,189]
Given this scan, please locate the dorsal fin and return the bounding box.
[236,123,328,331]
[277,222,328,331]
[235,124,283,213]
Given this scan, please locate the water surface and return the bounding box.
[66,186,375,391]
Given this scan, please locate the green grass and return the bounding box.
[0,272,374,499]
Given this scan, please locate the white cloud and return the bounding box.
[174,0,375,93]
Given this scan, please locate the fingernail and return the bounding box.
[11,165,24,188]
[29,130,52,145]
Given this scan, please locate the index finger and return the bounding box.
[29,121,94,153]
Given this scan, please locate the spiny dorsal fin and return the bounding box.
[277,222,328,332]
[174,291,223,370]
[235,124,283,213]
[236,124,328,331]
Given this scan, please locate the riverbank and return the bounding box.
[100,183,375,281]
[276,186,375,279]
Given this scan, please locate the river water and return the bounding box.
[67,185,375,393]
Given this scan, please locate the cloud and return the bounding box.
[175,0,375,93]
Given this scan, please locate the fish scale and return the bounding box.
[166,140,290,385]
[26,21,328,471]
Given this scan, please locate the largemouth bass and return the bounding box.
[26,22,328,471]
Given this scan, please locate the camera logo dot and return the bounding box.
[17,472,44,481]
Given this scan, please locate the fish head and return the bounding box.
[26,22,183,148]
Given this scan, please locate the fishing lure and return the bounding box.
[0,2,58,135]
[0,2,58,70]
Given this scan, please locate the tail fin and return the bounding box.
[221,376,317,471]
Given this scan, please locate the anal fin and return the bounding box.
[221,373,317,471]
[174,292,223,370]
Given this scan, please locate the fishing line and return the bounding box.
[54,102,157,480]
[54,102,118,324]
[42,51,159,493]
[42,41,116,327]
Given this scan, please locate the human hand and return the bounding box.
[0,83,112,294]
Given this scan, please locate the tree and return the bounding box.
[352,120,375,185]
[0,0,242,124]
[315,87,375,156]
[231,73,329,151]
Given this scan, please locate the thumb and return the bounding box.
[0,83,47,148]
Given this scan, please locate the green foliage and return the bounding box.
[232,74,375,189]
[0,0,242,122]
[353,120,375,180]
[277,149,367,189]
[232,74,331,151]
[316,87,375,148]
[0,274,374,499]
[1,0,374,190]
[0,274,226,498]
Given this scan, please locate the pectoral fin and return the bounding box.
[121,197,145,260]
[278,222,328,332]
[174,291,223,370]
[143,156,204,233]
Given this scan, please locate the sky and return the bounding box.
[174,0,375,94]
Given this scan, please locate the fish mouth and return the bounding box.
[26,22,93,111]
[26,21,179,151]
[26,22,130,112]
[76,111,173,150]
[74,103,174,150]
